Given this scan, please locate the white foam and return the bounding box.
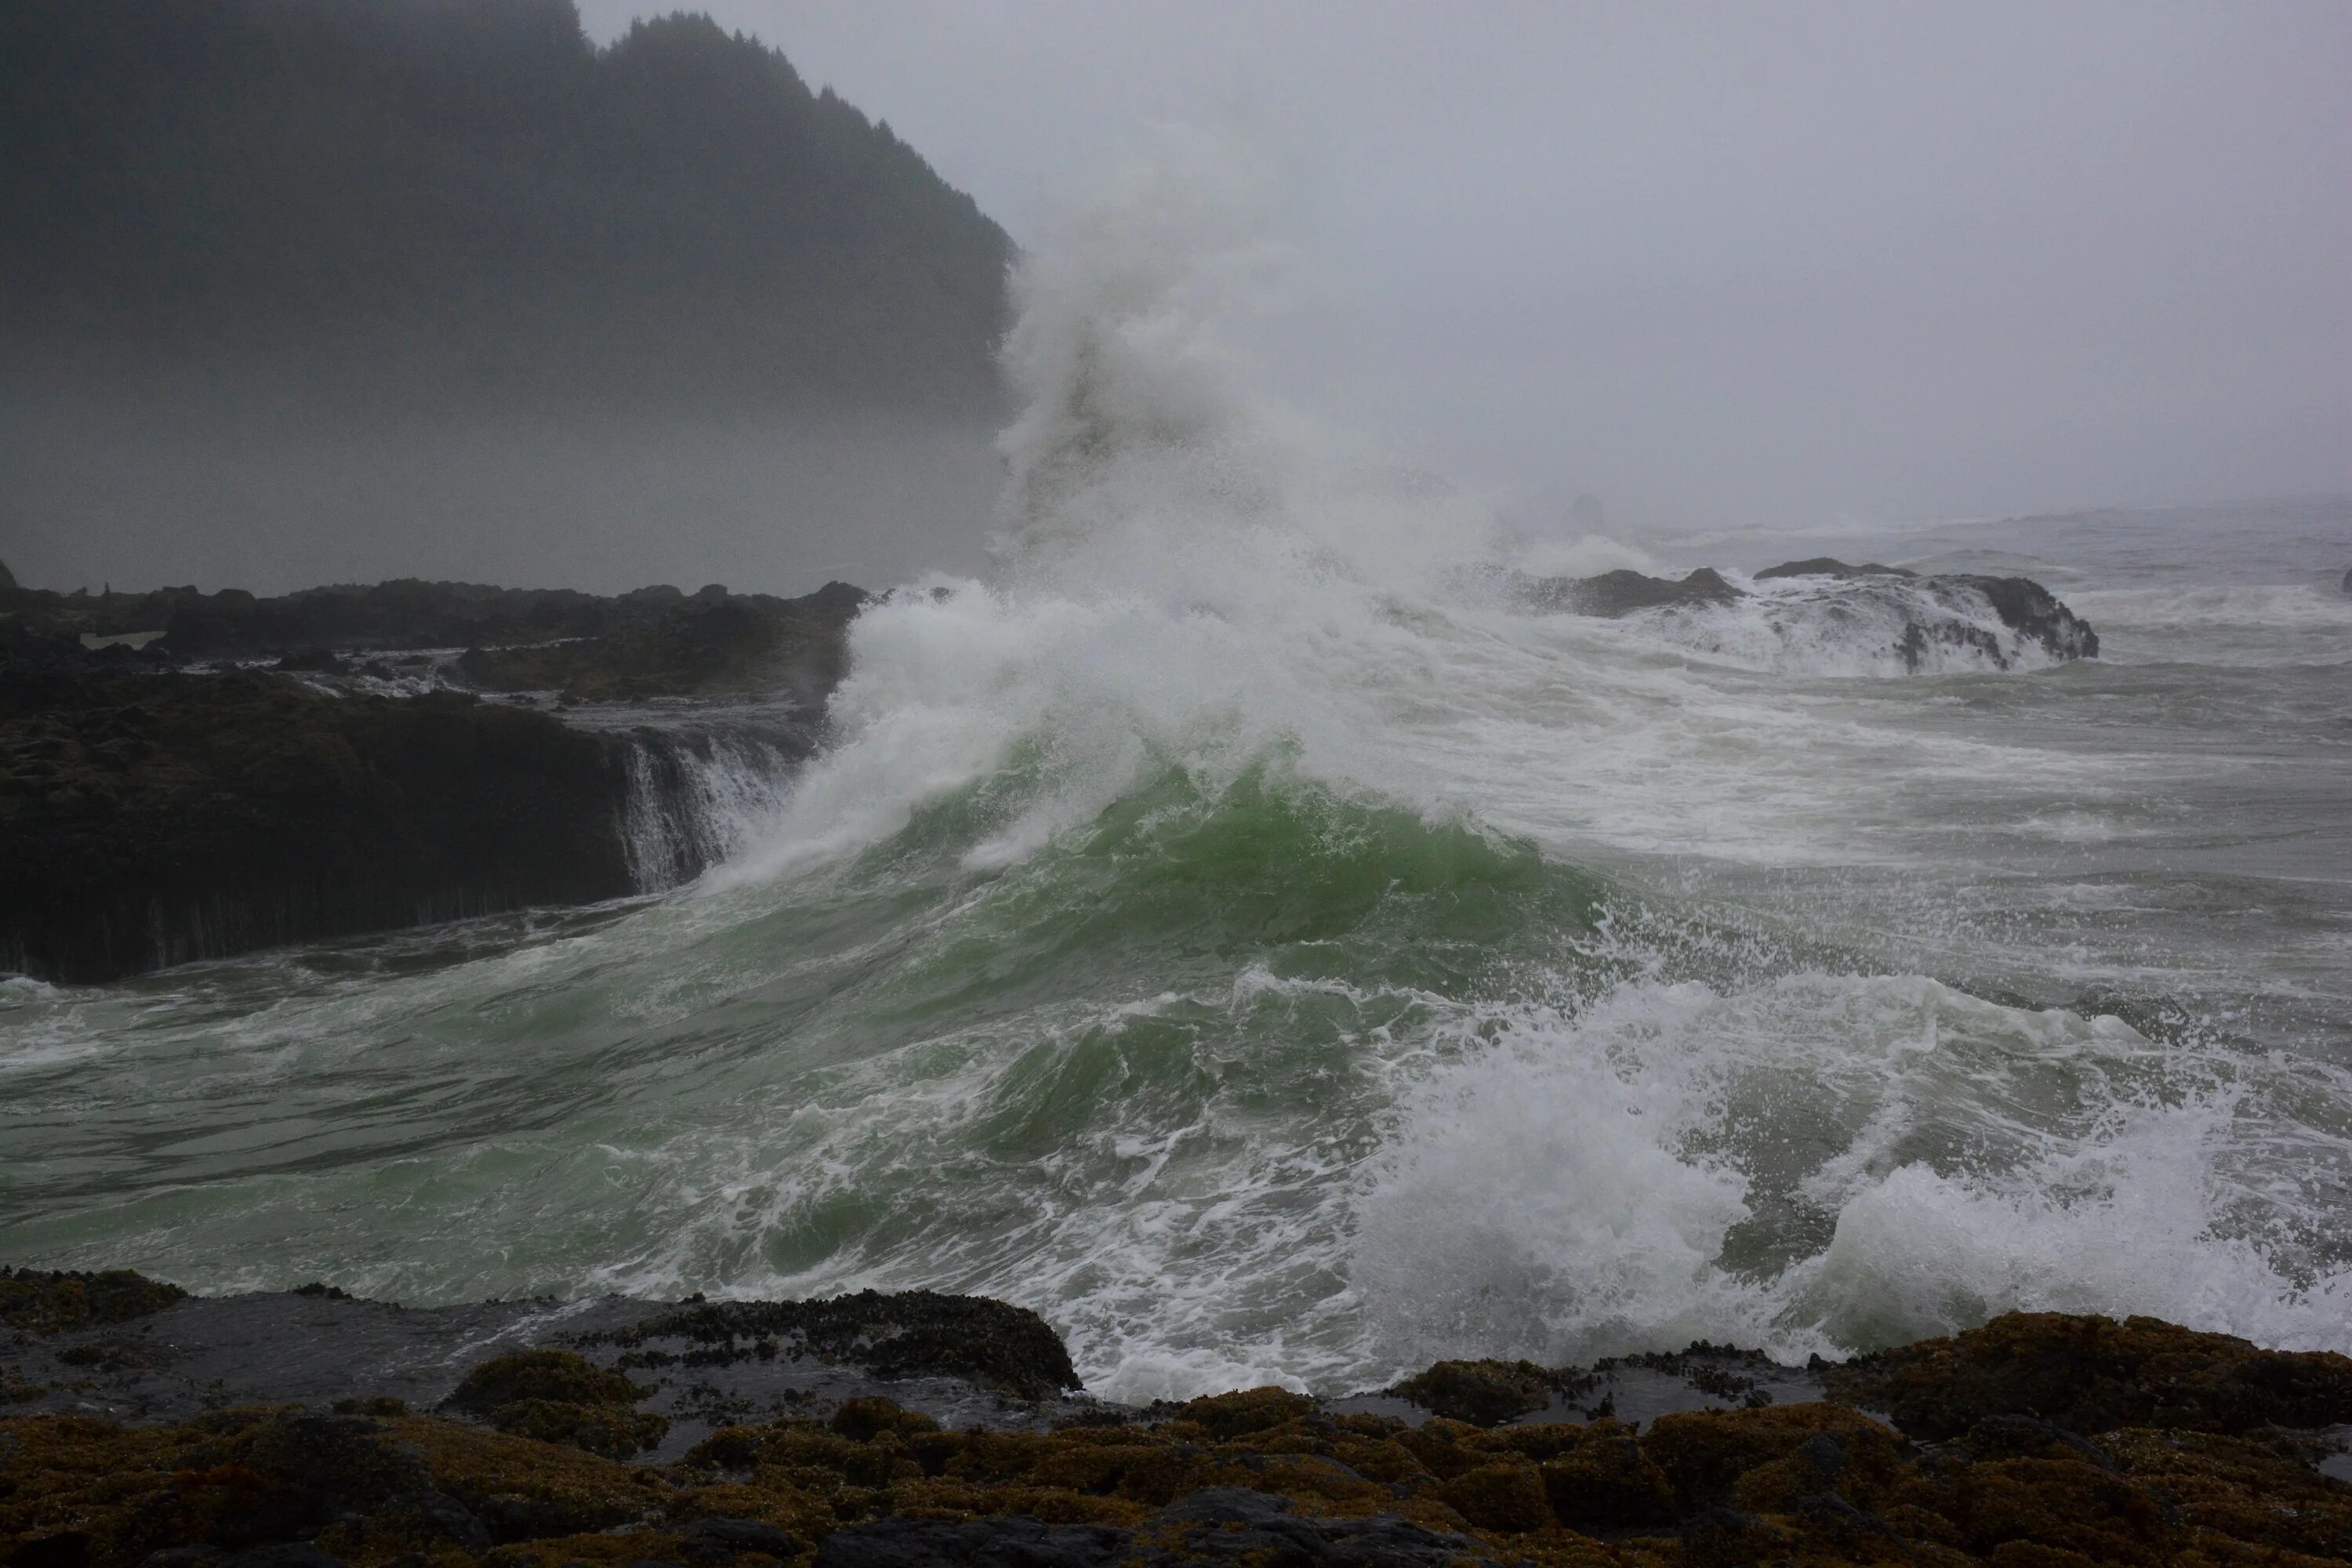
[1346,974,2352,1379]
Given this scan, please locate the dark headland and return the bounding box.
[4,1266,2349,1567]
[0,575,867,984]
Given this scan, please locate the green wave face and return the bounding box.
[0,757,1619,1390]
[15,732,2337,1403]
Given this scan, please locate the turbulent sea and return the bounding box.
[5,160,2350,1404]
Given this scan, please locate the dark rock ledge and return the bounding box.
[0,578,869,984]
[5,1265,2350,1568]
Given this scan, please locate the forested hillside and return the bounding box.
[0,0,1013,414]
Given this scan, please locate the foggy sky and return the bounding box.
[580,0,2350,535]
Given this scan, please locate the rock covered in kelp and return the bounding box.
[13,1374,2352,1566]
[11,1294,2352,1566]
[1822,1308,2352,1439]
[574,1289,1085,1403]
[0,1267,187,1336]
[441,1348,668,1459]
[1388,1359,1559,1426]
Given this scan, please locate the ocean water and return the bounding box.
[5,143,2350,1403]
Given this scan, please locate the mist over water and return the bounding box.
[5,135,2350,1403]
[0,363,1002,594]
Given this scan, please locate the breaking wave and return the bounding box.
[5,129,2348,1406]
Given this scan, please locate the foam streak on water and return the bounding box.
[3,132,2350,1401]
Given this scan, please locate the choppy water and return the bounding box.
[5,142,2349,1403]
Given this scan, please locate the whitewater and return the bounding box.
[5,137,2350,1404]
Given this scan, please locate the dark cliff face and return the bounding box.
[0,671,639,984]
[0,575,868,984]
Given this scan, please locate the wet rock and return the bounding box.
[1432,1460,1552,1531]
[451,581,867,704]
[1163,1385,1317,1441]
[1134,1488,1495,1566]
[1955,572,2100,660]
[376,1490,491,1554]
[0,673,639,982]
[677,1515,796,1561]
[1388,1359,1555,1427]
[813,1515,1127,1568]
[135,1551,223,1568]
[0,1268,187,1335]
[1537,1424,1679,1529]
[448,1348,645,1413]
[1823,1310,2352,1439]
[579,1290,1083,1402]
[828,1396,940,1443]
[216,1548,346,1568]
[1509,565,1745,617]
[13,1301,2352,1567]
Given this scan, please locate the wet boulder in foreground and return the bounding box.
[9,1290,2352,1566]
[1822,1308,2352,1439]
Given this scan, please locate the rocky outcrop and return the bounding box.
[1494,566,1745,617]
[1755,557,2100,664]
[1821,1309,2352,1439]
[0,576,869,702]
[453,582,867,704]
[5,1276,2350,1568]
[0,575,867,983]
[0,669,644,983]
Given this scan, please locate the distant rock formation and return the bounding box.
[1756,557,2100,663]
[1753,557,1914,580]
[1488,566,1744,617]
[1479,556,2099,673]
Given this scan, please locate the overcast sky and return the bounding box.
[580,0,2349,534]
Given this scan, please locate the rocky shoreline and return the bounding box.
[0,557,2100,985]
[3,1267,2346,1566]
[0,579,868,984]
